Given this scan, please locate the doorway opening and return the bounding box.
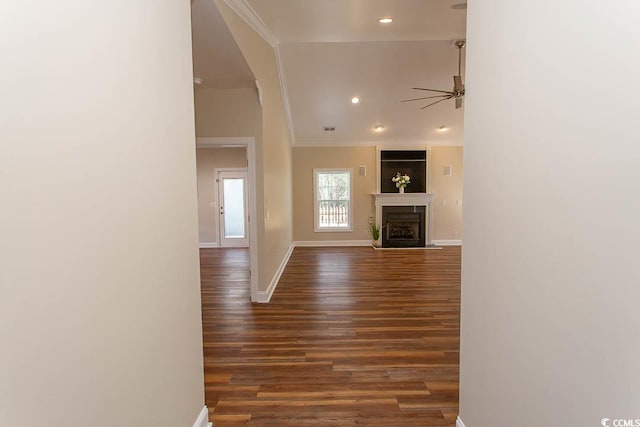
[196,137,259,302]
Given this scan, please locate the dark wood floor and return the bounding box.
[200,246,461,426]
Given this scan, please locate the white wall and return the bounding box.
[460,1,640,426]
[195,88,261,137]
[0,2,205,426]
[430,146,463,241]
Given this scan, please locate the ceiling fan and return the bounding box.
[402,40,466,110]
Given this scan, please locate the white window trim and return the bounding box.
[313,168,353,232]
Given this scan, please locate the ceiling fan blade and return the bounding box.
[401,94,450,103]
[412,87,455,95]
[420,95,453,110]
[455,97,463,109]
[453,75,463,92]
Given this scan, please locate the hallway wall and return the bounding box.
[460,1,640,425]
[0,2,205,426]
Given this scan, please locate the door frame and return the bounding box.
[196,137,259,302]
[214,168,249,248]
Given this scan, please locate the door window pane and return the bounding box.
[223,178,245,238]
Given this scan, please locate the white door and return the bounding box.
[217,170,249,247]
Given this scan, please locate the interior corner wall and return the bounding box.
[215,0,293,292]
[196,147,248,245]
[430,146,463,241]
[292,146,377,242]
[0,2,205,427]
[460,1,640,426]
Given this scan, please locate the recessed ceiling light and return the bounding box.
[451,3,467,10]
[351,97,360,104]
[374,125,385,133]
[378,17,393,24]
[437,125,448,132]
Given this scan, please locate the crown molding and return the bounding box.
[222,1,295,145]
[275,46,296,146]
[223,0,278,47]
[292,139,463,148]
[196,136,255,147]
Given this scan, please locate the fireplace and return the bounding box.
[382,206,425,248]
[372,192,435,248]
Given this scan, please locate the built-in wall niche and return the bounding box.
[380,150,427,193]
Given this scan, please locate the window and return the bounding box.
[314,169,352,232]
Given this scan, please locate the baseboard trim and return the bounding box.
[456,415,466,427]
[193,406,212,427]
[254,242,295,303]
[294,240,373,247]
[199,242,218,248]
[372,245,442,250]
[432,239,462,246]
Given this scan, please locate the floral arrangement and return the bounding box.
[392,172,411,188]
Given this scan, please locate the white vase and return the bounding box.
[399,186,404,194]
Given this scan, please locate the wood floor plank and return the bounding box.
[200,246,461,426]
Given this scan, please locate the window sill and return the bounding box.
[314,228,353,233]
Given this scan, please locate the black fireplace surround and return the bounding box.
[382,206,426,248]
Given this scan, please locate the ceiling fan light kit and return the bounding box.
[402,40,466,110]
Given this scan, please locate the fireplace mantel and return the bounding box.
[373,193,434,207]
[372,193,435,247]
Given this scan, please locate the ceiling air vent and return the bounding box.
[323,126,336,132]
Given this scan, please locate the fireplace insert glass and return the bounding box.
[382,206,426,248]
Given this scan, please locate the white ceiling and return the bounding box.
[191,0,254,89]
[247,0,466,43]
[191,0,467,145]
